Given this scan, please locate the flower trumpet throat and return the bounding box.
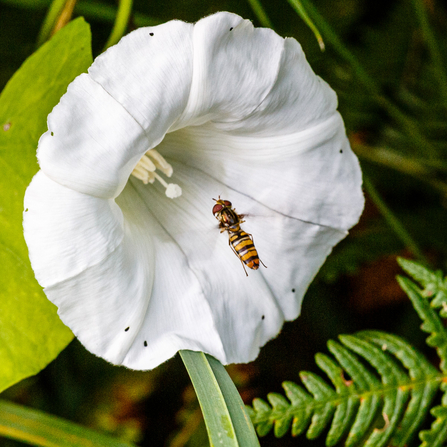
[131,149,182,198]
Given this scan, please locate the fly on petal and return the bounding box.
[24,12,363,370]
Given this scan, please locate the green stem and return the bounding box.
[354,144,447,197]
[288,0,438,157]
[246,0,273,29]
[180,350,260,447]
[363,176,428,265]
[285,0,324,50]
[103,0,133,50]
[0,399,135,447]
[411,0,447,107]
[36,0,66,47]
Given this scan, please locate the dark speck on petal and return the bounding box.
[125,327,129,332]
[291,288,295,293]
[261,315,265,320]
[144,341,148,347]
[149,32,154,36]
[51,131,54,136]
[229,27,233,31]
[339,149,343,153]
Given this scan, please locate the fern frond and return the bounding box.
[398,257,447,317]
[326,339,381,447]
[338,334,410,447]
[356,331,439,447]
[397,274,447,372]
[248,332,443,446]
[420,402,447,447]
[248,259,447,446]
[418,380,447,447]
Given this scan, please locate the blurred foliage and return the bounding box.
[0,0,446,445]
[0,17,91,395]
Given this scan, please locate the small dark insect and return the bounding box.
[212,197,266,276]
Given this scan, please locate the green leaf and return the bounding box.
[397,276,447,372]
[0,18,92,393]
[397,257,444,291]
[398,257,447,317]
[0,399,136,447]
[420,405,447,447]
[249,333,443,446]
[180,350,260,447]
[357,331,440,447]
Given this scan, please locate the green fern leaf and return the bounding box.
[267,393,293,437]
[327,340,381,447]
[356,331,439,447]
[420,404,447,447]
[339,334,410,447]
[248,333,443,446]
[397,275,447,372]
[299,371,337,438]
[248,259,447,446]
[397,258,443,289]
[315,353,359,446]
[282,381,313,436]
[397,258,447,317]
[251,398,274,436]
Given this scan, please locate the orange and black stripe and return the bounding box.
[229,230,260,270]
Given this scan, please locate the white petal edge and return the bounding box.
[38,74,150,198]
[172,12,285,129]
[211,38,338,135]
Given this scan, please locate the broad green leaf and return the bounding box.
[180,350,260,447]
[0,18,92,393]
[0,399,136,447]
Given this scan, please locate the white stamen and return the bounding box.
[131,149,181,198]
[139,154,156,172]
[145,149,173,177]
[166,184,182,199]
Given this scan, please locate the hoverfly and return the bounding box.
[212,197,266,276]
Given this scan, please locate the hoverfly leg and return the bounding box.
[228,236,248,276]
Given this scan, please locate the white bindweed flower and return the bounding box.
[23,12,364,370]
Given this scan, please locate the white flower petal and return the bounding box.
[127,176,286,364]
[157,117,363,230]
[212,38,338,135]
[125,163,347,363]
[88,20,194,139]
[41,182,226,369]
[174,12,285,128]
[23,172,124,286]
[37,74,149,198]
